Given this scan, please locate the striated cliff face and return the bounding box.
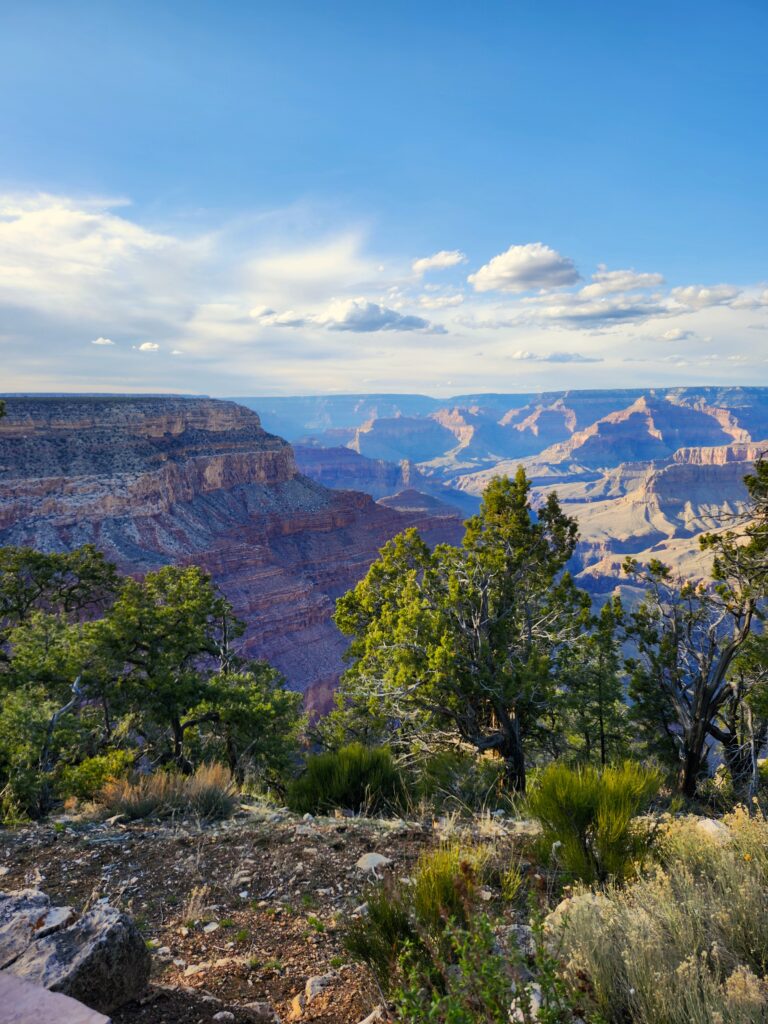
[0,397,463,710]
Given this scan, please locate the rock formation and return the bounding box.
[0,889,149,1014]
[0,397,462,710]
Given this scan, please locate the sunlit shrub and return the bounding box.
[57,750,134,801]
[527,760,661,882]
[98,762,238,821]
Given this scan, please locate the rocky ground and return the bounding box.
[0,806,533,1023]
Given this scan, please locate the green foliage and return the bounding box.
[394,913,576,1024]
[344,883,426,991]
[286,743,404,815]
[56,749,134,801]
[527,761,661,882]
[0,542,300,821]
[411,842,487,933]
[332,471,591,792]
[413,750,509,814]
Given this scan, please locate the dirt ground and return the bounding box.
[0,807,530,1023]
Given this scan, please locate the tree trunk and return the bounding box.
[678,721,710,798]
[499,714,526,793]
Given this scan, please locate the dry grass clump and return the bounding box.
[98,762,239,821]
[552,809,768,1024]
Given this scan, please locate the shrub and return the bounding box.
[552,810,768,1024]
[411,841,488,933]
[98,762,239,821]
[413,749,510,814]
[344,882,426,991]
[527,760,661,882]
[394,913,576,1023]
[344,842,489,992]
[286,743,404,815]
[57,750,134,801]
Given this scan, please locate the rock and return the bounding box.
[334,808,355,819]
[0,972,110,1024]
[5,901,150,1014]
[302,813,314,822]
[0,890,75,969]
[305,973,333,1002]
[287,992,306,1020]
[357,1008,386,1024]
[510,982,542,1022]
[203,921,220,933]
[213,1013,236,1022]
[242,1000,281,1023]
[695,818,730,843]
[355,853,392,873]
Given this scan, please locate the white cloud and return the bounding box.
[91,336,114,346]
[579,266,664,299]
[318,298,435,332]
[412,250,467,275]
[138,341,159,351]
[510,349,601,363]
[662,328,695,341]
[468,242,579,293]
[418,292,464,309]
[670,284,741,309]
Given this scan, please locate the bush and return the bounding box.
[286,743,404,815]
[552,810,768,1024]
[344,883,427,991]
[343,841,489,993]
[98,763,239,821]
[527,760,661,882]
[57,750,134,801]
[413,749,510,814]
[411,841,488,933]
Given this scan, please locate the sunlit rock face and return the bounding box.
[0,396,462,711]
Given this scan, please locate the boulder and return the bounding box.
[0,890,75,970]
[355,853,392,873]
[5,899,150,1014]
[0,972,109,1024]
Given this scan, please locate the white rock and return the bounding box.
[203,921,220,933]
[213,1013,236,1022]
[357,1007,385,1024]
[305,973,334,1002]
[355,853,392,873]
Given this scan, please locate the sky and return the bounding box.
[1,0,766,397]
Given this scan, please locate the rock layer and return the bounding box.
[0,397,462,709]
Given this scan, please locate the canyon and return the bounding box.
[241,387,768,592]
[0,397,462,710]
[4,388,767,709]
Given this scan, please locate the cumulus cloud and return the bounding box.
[662,328,695,341]
[670,284,741,308]
[468,242,579,293]
[319,298,434,332]
[91,336,114,346]
[579,266,664,299]
[412,250,467,275]
[137,341,159,351]
[251,297,440,333]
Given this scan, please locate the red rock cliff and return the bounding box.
[0,397,463,710]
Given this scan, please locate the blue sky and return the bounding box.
[1,0,766,395]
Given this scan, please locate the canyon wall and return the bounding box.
[0,397,463,710]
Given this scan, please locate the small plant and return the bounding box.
[235,928,249,943]
[306,914,325,932]
[344,882,427,992]
[182,883,211,923]
[527,760,661,883]
[411,841,488,933]
[220,918,235,928]
[286,743,404,816]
